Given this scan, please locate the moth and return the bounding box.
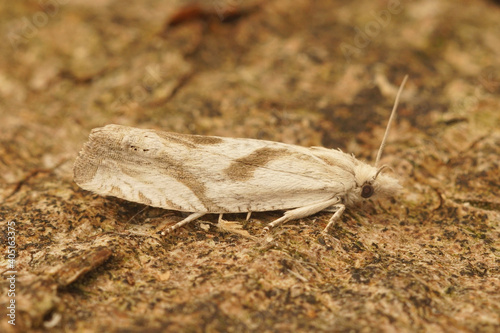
[74,76,407,235]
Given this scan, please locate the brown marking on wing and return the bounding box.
[186,135,224,145]
[155,153,215,211]
[138,191,152,205]
[74,126,129,185]
[110,185,124,197]
[224,147,288,181]
[74,153,99,185]
[154,131,223,147]
[152,131,196,148]
[74,139,105,185]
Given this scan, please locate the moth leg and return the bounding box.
[263,197,340,233]
[246,212,252,221]
[322,205,341,212]
[218,214,224,223]
[159,212,205,235]
[322,204,345,233]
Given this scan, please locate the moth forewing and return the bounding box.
[75,127,350,213]
[74,76,408,235]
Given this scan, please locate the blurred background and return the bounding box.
[1,1,499,332]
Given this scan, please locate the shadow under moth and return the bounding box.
[74,76,408,235]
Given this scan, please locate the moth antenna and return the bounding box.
[374,165,393,180]
[375,75,409,168]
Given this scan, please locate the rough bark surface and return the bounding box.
[0,1,499,332]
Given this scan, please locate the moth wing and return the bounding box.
[202,142,354,212]
[74,125,355,213]
[74,125,213,212]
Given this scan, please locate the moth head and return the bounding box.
[347,75,407,204]
[351,163,401,204]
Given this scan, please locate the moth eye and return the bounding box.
[361,184,374,198]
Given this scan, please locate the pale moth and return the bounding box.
[74,76,407,235]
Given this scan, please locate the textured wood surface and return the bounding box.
[1,1,499,332]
